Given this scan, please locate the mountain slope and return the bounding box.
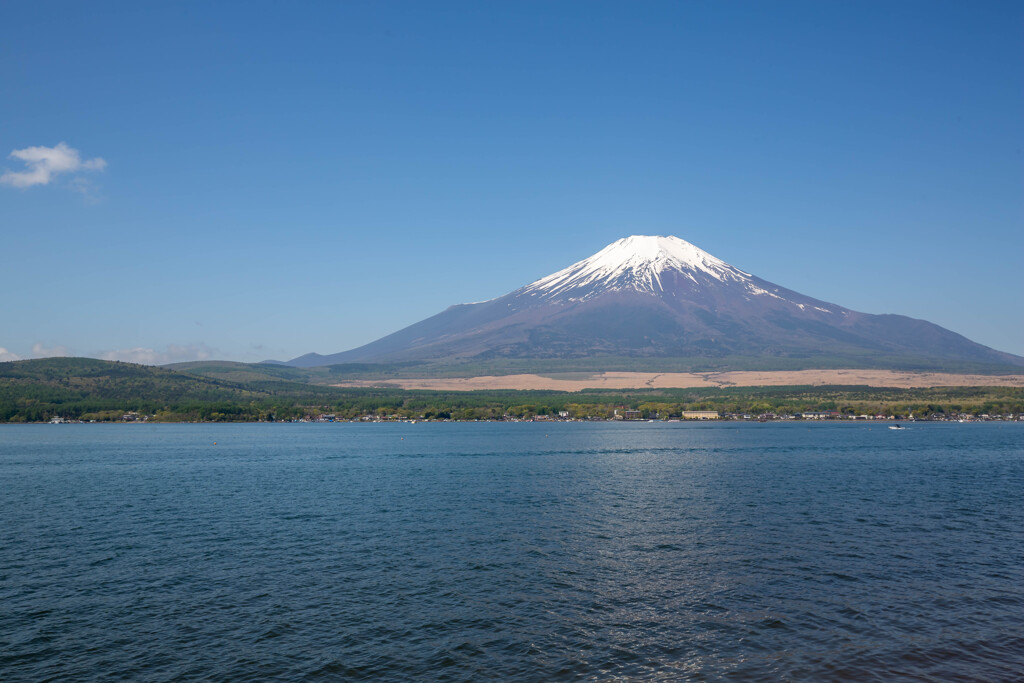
[290,235,1024,371]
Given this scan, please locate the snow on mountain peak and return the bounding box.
[521,234,751,300]
[595,235,739,276]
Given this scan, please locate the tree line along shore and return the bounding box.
[2,357,1022,424]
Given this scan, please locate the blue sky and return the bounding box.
[1,0,1021,363]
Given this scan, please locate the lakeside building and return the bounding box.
[682,411,720,420]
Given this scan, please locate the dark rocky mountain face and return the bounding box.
[289,236,1024,370]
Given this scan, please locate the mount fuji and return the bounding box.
[288,235,1023,371]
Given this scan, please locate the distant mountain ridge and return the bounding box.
[289,235,1024,372]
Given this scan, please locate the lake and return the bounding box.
[1,422,1022,680]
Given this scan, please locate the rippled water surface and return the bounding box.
[2,422,1022,680]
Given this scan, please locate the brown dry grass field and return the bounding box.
[332,370,1024,392]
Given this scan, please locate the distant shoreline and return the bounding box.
[21,416,1024,424]
[5,358,1021,424]
[331,369,1024,392]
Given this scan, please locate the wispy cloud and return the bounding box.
[0,142,107,189]
[97,344,218,366]
[2,342,226,365]
[0,344,71,361]
[31,343,72,358]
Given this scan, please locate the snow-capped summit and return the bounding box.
[287,234,1024,370]
[521,235,751,300]
[517,235,829,313]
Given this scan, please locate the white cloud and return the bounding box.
[32,343,72,358]
[1,342,222,365]
[0,142,107,189]
[97,343,217,366]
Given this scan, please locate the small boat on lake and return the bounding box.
[889,424,905,430]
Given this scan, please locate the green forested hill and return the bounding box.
[1,357,253,398]
[0,358,265,421]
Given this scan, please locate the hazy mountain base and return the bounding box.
[329,370,1024,392]
[207,354,1024,383]
[2,358,1022,423]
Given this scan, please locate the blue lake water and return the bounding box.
[1,422,1022,681]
